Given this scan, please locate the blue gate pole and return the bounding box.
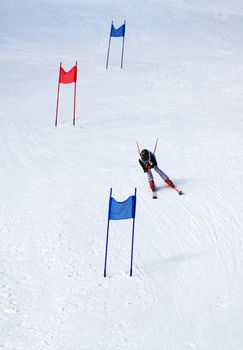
[130,188,137,276]
[104,188,112,277]
[120,21,126,69]
[106,21,113,69]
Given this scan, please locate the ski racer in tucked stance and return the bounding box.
[139,149,181,197]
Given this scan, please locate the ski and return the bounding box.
[152,188,182,197]
[174,187,183,195]
[152,191,157,199]
[151,188,182,198]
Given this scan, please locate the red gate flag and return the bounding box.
[59,65,77,84]
[55,62,78,127]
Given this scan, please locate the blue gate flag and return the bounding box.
[104,188,137,277]
[106,21,126,69]
[109,195,136,220]
[111,23,125,37]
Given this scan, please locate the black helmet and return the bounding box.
[140,149,150,162]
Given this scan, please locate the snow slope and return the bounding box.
[1,1,243,349]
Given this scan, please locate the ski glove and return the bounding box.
[139,159,151,172]
[139,153,157,172]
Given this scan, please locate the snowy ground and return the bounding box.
[1,1,243,349]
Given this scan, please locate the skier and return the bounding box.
[139,149,181,197]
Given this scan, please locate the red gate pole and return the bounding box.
[73,61,77,126]
[55,62,61,127]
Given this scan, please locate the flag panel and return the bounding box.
[111,24,125,37]
[109,195,136,220]
[59,66,77,84]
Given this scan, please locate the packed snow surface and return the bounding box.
[1,1,243,349]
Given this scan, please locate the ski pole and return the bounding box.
[153,138,158,153]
